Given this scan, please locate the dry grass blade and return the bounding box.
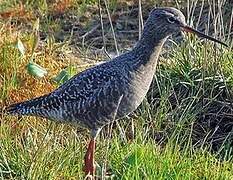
[103,0,119,55]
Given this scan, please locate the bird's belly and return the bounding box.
[117,70,154,118]
[117,92,145,118]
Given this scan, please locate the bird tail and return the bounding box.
[6,94,50,116]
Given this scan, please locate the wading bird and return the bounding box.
[6,7,228,177]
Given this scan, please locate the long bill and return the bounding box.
[182,26,228,47]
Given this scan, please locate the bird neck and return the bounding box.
[131,26,169,69]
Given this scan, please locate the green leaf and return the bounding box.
[52,66,77,84]
[26,62,47,78]
[52,69,69,83]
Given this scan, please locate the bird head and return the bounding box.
[145,7,228,47]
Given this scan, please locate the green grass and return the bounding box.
[1,118,233,179]
[110,141,233,179]
[0,0,233,179]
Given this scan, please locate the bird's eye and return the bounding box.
[167,16,176,23]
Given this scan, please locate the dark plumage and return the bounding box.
[6,7,227,176]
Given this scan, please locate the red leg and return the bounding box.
[84,138,96,176]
